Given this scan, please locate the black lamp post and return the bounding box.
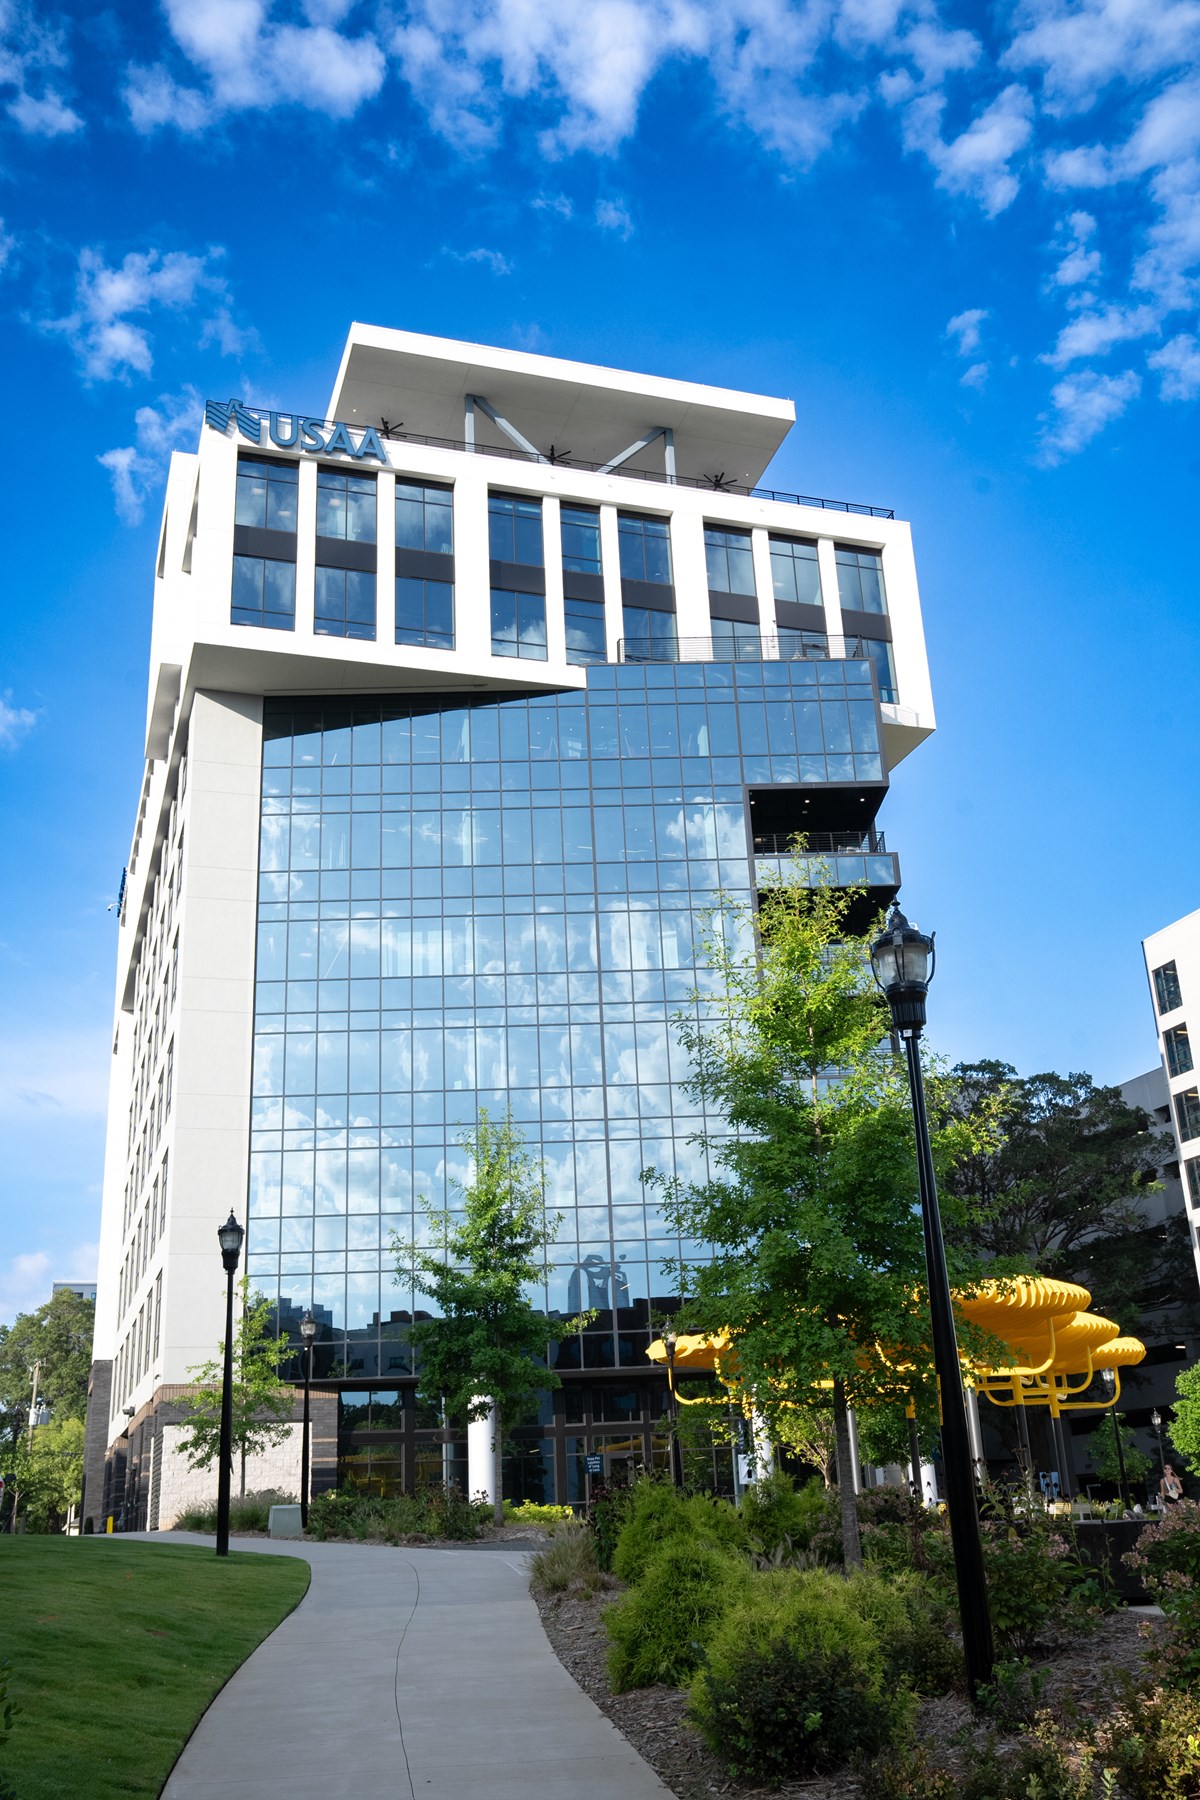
[662,1330,683,1488]
[215,1211,244,1558]
[870,904,994,1696]
[1101,1372,1130,1511]
[299,1309,317,1529]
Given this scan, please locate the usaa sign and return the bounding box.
[205,398,387,464]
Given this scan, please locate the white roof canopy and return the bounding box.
[328,323,795,488]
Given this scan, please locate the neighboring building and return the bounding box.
[1145,911,1200,1287]
[52,1281,97,1302]
[84,325,936,1527]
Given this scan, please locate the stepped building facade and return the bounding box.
[84,326,935,1528]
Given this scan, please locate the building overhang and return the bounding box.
[328,323,795,489]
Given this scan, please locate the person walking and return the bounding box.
[1160,1464,1184,1506]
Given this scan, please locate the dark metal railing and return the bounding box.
[237,407,895,518]
[619,633,866,664]
[753,830,889,856]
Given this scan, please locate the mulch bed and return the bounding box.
[532,1583,1163,1800]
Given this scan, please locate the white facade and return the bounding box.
[1144,910,1200,1284]
[90,324,936,1486]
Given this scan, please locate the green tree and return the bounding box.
[942,1063,1176,1334]
[0,1290,95,1456]
[649,869,991,1567]
[176,1282,294,1497]
[1168,1363,1200,1480]
[10,1417,86,1533]
[1086,1413,1153,1489]
[394,1110,573,1526]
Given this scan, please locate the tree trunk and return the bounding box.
[833,1378,863,1569]
[492,1405,504,1528]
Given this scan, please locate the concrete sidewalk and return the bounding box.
[136,1532,672,1800]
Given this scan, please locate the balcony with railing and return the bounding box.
[753,828,900,931]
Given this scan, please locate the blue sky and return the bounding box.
[1,0,1198,1322]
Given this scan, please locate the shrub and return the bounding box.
[1094,1683,1200,1799]
[854,1569,964,1696]
[689,1569,914,1782]
[741,1471,833,1556]
[529,1524,608,1597]
[865,1718,1097,1800]
[175,1488,296,1533]
[858,1485,943,1577]
[1126,1500,1200,1685]
[923,1489,1094,1657]
[306,1486,487,1543]
[503,1499,574,1527]
[605,1542,749,1691]
[609,1479,750,1585]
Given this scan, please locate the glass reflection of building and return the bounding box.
[248,664,897,1499]
[87,325,933,1527]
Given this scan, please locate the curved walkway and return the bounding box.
[138,1533,672,1800]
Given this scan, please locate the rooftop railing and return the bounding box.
[752,829,888,856]
[241,407,895,518]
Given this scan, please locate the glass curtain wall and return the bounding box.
[248,659,885,1473]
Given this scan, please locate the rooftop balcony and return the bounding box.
[755,836,901,932]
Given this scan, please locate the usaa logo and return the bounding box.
[204,399,388,464]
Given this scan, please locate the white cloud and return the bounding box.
[902,82,1034,215]
[1051,211,1101,286]
[946,307,988,357]
[43,246,230,382]
[1149,332,1200,400]
[441,244,512,275]
[0,217,14,274]
[98,387,203,524]
[1037,367,1141,462]
[0,1025,111,1123]
[126,0,385,131]
[532,192,573,218]
[0,693,37,748]
[7,86,80,133]
[0,1,83,137]
[959,361,989,389]
[595,196,633,237]
[1004,0,1200,115]
[1043,302,1160,367]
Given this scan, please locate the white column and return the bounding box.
[670,506,711,644]
[599,504,623,661]
[375,467,395,647]
[965,1383,986,1472]
[542,494,566,668]
[816,536,843,647]
[920,1460,939,1505]
[294,459,316,638]
[467,1398,496,1501]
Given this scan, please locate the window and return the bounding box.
[565,598,606,665]
[561,504,602,575]
[835,544,887,614]
[621,604,677,660]
[315,567,376,640]
[704,527,755,595]
[489,493,543,566]
[160,1150,169,1233]
[1188,1159,1200,1206]
[396,577,454,651]
[1176,1088,1200,1142]
[232,555,295,630]
[153,1274,162,1359]
[316,468,376,542]
[863,638,897,703]
[235,457,298,532]
[396,481,453,554]
[491,588,547,659]
[1155,961,1183,1014]
[1167,1023,1194,1078]
[165,1043,173,1113]
[770,535,821,606]
[711,617,762,659]
[618,513,672,584]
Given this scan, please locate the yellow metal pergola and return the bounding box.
[647,1276,1147,1420]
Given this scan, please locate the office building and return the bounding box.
[84,326,935,1527]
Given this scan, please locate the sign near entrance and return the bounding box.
[205,398,388,464]
[584,1453,604,1476]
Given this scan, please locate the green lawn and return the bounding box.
[0,1537,309,1799]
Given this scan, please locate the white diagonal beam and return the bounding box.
[598,426,675,481]
[466,393,546,463]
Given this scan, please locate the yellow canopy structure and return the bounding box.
[648,1276,1146,1418]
